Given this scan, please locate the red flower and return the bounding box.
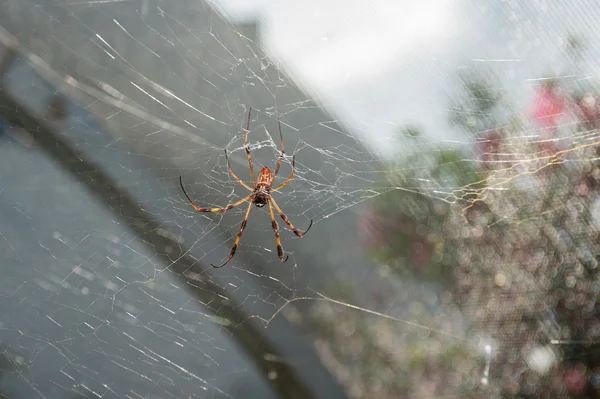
[531,84,567,130]
[563,367,587,395]
[530,84,568,157]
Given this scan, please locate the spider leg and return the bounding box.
[271,155,295,192]
[268,199,289,263]
[269,197,313,238]
[212,200,254,268]
[180,176,252,213]
[224,149,253,191]
[244,107,256,187]
[272,118,286,181]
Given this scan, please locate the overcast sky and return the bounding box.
[210,0,600,155]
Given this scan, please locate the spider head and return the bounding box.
[254,193,268,208]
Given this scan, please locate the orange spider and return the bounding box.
[180,107,312,268]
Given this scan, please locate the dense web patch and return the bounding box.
[2,0,600,398]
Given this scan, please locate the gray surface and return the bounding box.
[0,56,351,398]
[0,124,278,398]
[0,0,377,280]
[0,1,371,397]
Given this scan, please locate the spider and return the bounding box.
[179,107,313,268]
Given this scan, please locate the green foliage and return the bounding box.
[448,71,505,134]
[371,125,482,282]
[308,39,600,398]
[365,65,600,396]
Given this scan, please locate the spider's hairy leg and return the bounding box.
[244,107,256,186]
[224,149,253,191]
[212,200,254,268]
[270,197,313,238]
[271,155,295,192]
[180,176,252,213]
[273,117,286,180]
[268,199,289,263]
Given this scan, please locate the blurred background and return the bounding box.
[1,0,600,398]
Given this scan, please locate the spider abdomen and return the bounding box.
[254,169,272,207]
[254,192,269,207]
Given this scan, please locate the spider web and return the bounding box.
[1,0,600,398]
